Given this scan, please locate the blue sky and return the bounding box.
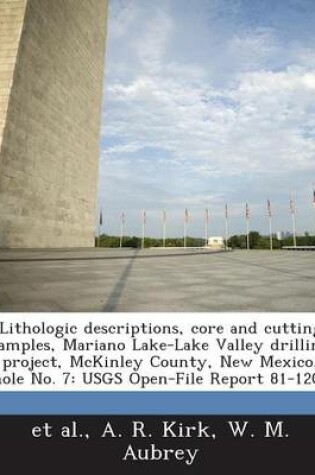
[98,0,315,238]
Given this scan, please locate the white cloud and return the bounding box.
[100,0,315,236]
[103,66,315,173]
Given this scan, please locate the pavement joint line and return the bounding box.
[0,249,227,263]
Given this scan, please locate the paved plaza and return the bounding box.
[0,248,314,312]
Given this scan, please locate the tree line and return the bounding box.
[96,232,315,249]
[97,235,204,248]
[228,232,315,249]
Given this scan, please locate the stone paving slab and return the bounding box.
[0,249,314,312]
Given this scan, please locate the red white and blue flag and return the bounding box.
[267,199,272,217]
[245,202,250,220]
[289,193,296,214]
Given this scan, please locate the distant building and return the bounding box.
[276,231,283,240]
[277,231,292,240]
[208,236,224,248]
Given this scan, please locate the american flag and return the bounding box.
[289,193,296,214]
[267,199,272,217]
[245,202,250,220]
[225,203,228,219]
[184,209,189,223]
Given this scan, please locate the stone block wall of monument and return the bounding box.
[0,0,108,247]
[0,1,26,160]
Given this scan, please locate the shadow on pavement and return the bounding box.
[102,250,139,311]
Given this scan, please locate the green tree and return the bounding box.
[249,231,261,248]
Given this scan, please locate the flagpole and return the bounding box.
[290,192,297,248]
[163,211,166,248]
[267,200,273,251]
[246,203,250,250]
[120,218,123,248]
[142,211,146,249]
[246,219,250,250]
[205,209,209,247]
[225,204,229,251]
[98,209,103,248]
[183,209,188,248]
[119,211,124,248]
[291,212,297,247]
